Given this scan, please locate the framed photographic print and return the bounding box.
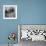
[3,5,17,19]
[18,24,46,42]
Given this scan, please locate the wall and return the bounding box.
[0,0,21,44]
[0,0,46,44]
[20,0,46,24]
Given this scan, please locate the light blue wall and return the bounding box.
[0,0,46,44]
[0,0,21,44]
[20,0,46,24]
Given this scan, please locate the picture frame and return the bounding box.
[3,5,17,19]
[18,24,46,42]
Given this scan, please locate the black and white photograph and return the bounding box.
[18,25,46,46]
[3,5,17,19]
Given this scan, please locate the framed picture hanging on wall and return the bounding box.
[3,5,17,19]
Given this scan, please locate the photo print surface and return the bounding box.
[18,25,46,41]
[3,5,17,19]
